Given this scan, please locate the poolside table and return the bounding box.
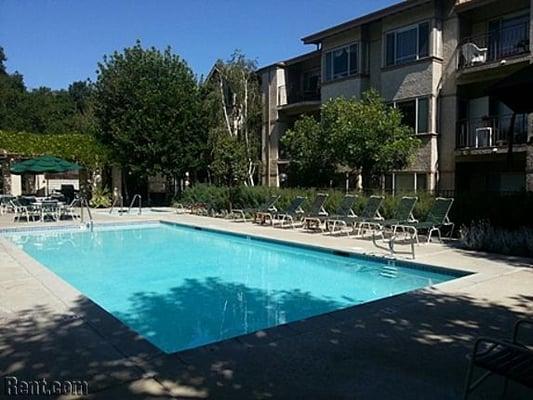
[31,201,64,222]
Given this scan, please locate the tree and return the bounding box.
[282,90,421,188]
[202,51,261,186]
[0,46,27,131]
[281,115,337,187]
[0,46,95,134]
[92,41,204,193]
[209,128,249,186]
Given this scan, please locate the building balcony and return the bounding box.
[456,114,528,150]
[277,84,321,115]
[458,21,530,70]
[277,85,320,106]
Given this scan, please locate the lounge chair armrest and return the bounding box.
[513,319,533,345]
[391,224,417,234]
[472,337,532,359]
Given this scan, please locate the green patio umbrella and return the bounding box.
[10,155,81,174]
[10,155,81,195]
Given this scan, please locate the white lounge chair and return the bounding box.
[462,42,488,67]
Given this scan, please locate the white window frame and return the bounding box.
[385,21,431,66]
[391,96,430,134]
[388,172,428,195]
[323,42,359,82]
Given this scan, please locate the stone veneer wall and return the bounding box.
[1,158,12,194]
[527,144,533,191]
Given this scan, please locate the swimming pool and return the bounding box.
[3,222,465,353]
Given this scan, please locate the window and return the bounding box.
[392,97,430,134]
[324,43,359,81]
[303,70,320,99]
[385,173,429,193]
[397,100,416,130]
[395,173,415,193]
[417,98,429,133]
[385,22,430,66]
[488,14,530,60]
[416,173,427,191]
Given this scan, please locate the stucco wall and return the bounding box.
[321,27,361,51]
[437,3,460,191]
[381,60,439,101]
[382,1,436,33]
[321,78,366,101]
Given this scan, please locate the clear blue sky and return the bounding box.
[0,0,399,89]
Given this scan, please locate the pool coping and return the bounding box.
[0,218,501,366]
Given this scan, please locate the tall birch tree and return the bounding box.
[203,51,261,186]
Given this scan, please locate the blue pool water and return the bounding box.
[4,223,463,353]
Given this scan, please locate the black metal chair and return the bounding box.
[463,319,533,399]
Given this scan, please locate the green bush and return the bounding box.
[177,185,533,258]
[176,184,440,220]
[461,221,533,257]
[451,192,533,229]
[89,186,112,208]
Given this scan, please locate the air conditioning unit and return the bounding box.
[475,127,493,148]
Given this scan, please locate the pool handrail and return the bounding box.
[128,194,142,215]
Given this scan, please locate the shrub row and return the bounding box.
[461,221,533,258]
[177,184,533,257]
[176,184,435,221]
[178,184,533,228]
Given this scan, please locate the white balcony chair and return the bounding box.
[462,43,488,66]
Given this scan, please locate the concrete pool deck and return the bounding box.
[0,211,531,399]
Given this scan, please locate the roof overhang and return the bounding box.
[302,0,432,45]
[257,50,321,73]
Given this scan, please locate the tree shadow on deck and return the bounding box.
[1,277,532,399]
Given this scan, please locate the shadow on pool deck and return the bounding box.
[1,271,532,399]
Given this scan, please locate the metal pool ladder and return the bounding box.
[75,196,94,230]
[128,194,142,215]
[109,194,124,215]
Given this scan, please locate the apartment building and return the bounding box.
[258,0,533,192]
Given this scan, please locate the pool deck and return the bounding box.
[0,211,532,399]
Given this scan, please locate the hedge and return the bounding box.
[177,184,533,230]
[177,184,435,222]
[0,130,109,167]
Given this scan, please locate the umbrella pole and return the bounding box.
[46,178,49,197]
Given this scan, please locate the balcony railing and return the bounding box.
[277,84,320,107]
[456,114,528,149]
[458,21,530,69]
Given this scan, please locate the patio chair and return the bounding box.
[190,202,209,216]
[463,319,533,399]
[346,195,385,236]
[10,199,38,222]
[61,198,80,221]
[368,196,418,236]
[0,195,16,215]
[230,195,280,223]
[192,201,223,217]
[270,196,307,228]
[392,197,454,243]
[301,193,329,231]
[461,42,487,67]
[319,195,357,235]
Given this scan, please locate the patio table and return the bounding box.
[31,201,64,222]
